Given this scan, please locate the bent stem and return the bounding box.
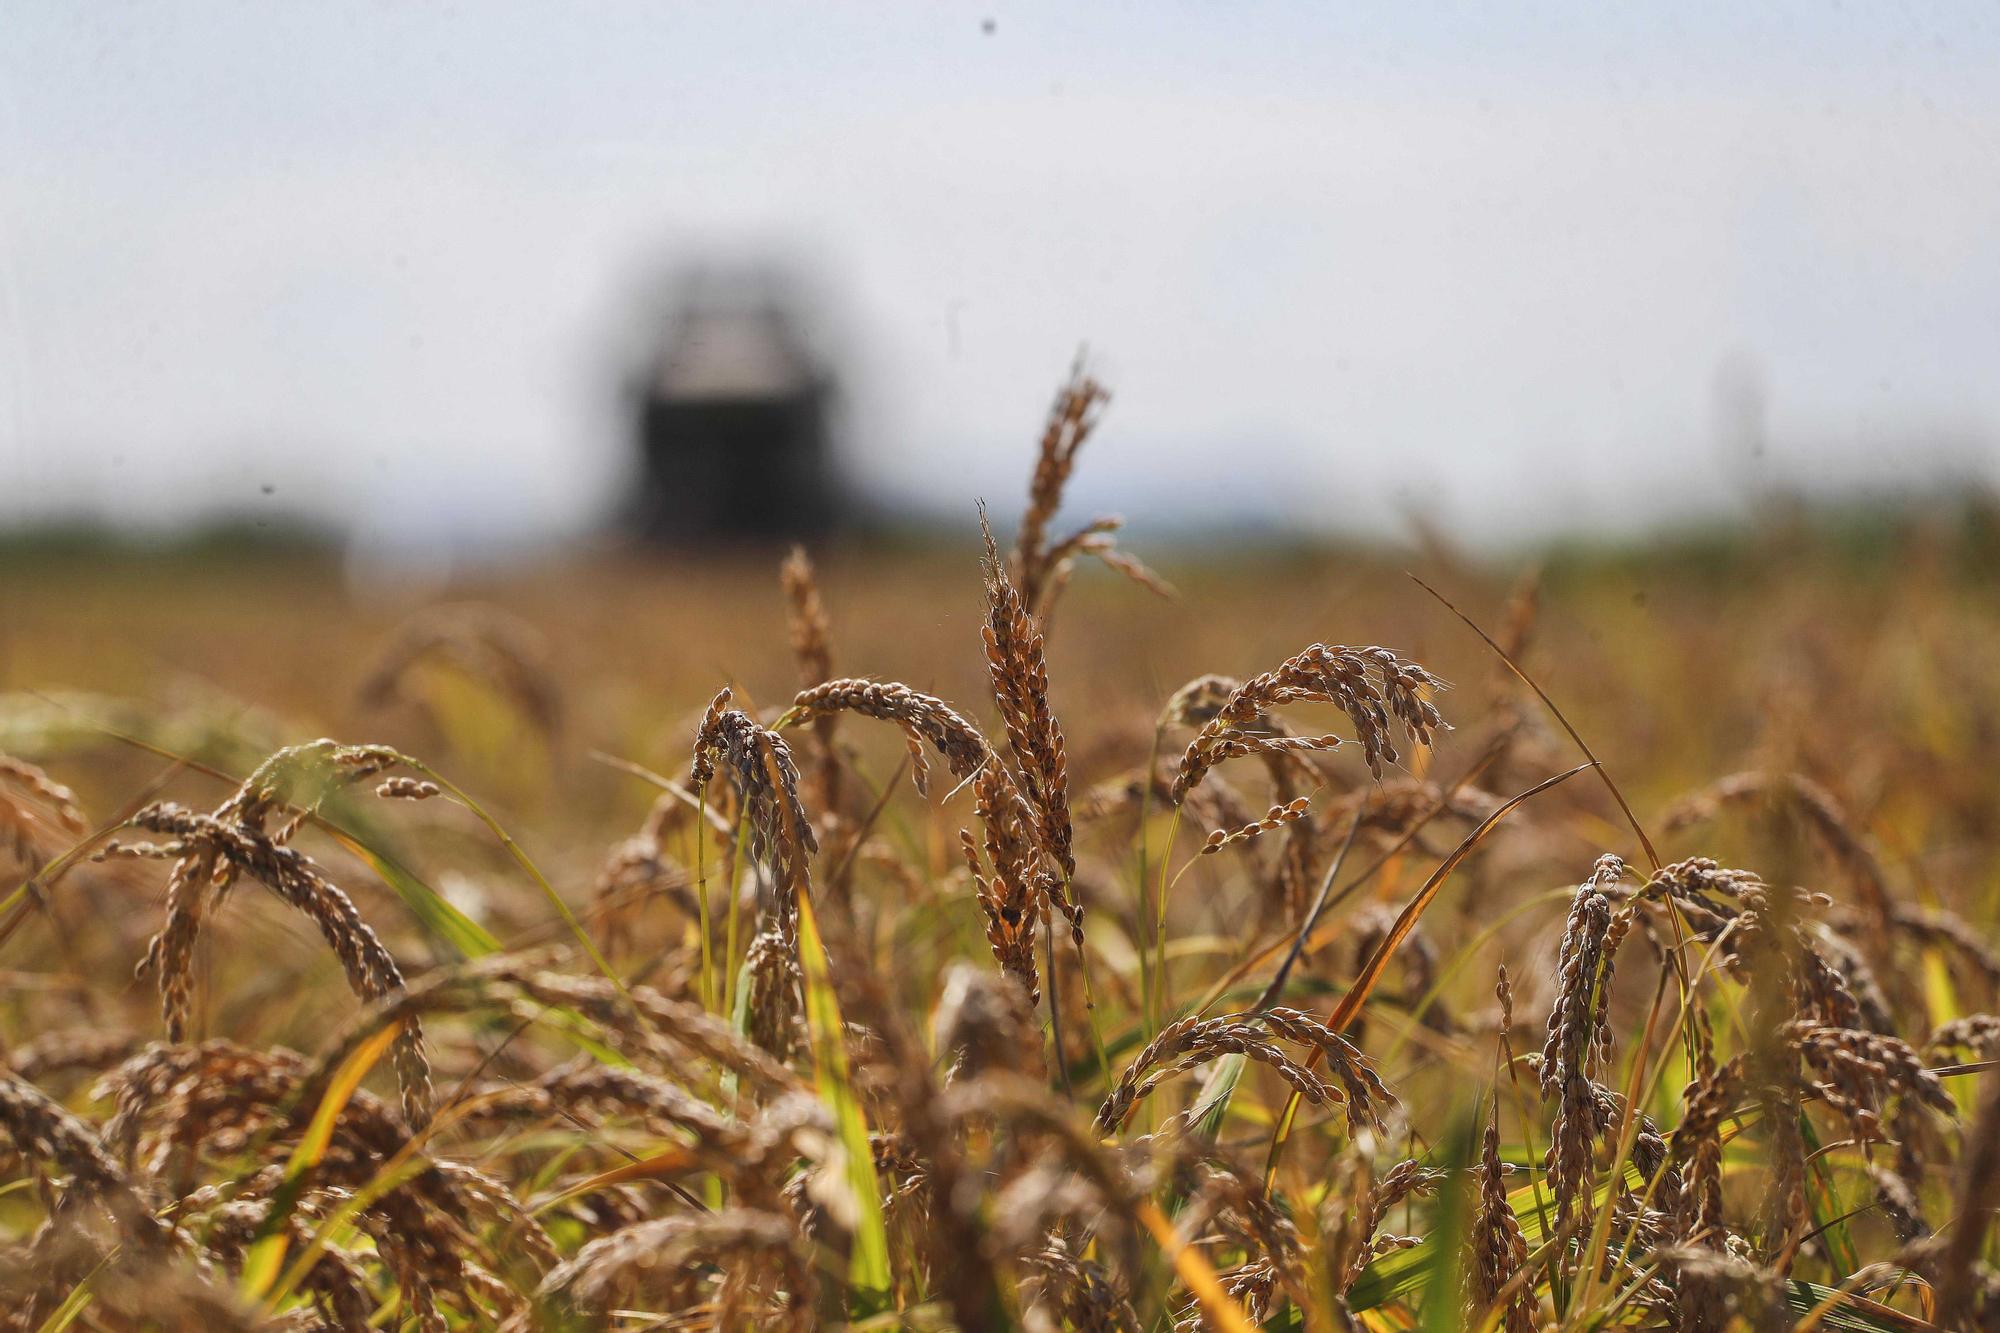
[401,758,624,998]
[1263,763,1590,1189]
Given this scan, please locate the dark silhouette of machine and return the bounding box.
[627,269,841,543]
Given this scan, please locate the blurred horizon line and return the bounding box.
[4,464,1994,572]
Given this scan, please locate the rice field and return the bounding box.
[3,370,2000,1330]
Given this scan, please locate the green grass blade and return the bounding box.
[794,888,892,1306]
[336,831,499,958]
[239,1023,399,1302]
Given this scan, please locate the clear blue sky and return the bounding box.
[4,3,1997,550]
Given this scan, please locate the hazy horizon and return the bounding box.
[5,3,1997,554]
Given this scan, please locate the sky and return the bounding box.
[3,2,1998,553]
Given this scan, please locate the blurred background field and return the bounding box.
[7,490,1999,954]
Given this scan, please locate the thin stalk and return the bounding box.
[1152,807,1184,1036]
[721,800,749,1005]
[400,758,623,994]
[695,782,714,1013]
[1044,904,1073,1099]
[1408,574,1660,871]
[1134,720,1165,1037]
[1255,803,1365,1011]
[1061,871,1114,1090]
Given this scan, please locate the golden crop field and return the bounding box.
[4,374,2000,1330]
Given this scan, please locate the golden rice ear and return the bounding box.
[533,1211,814,1324]
[356,603,563,744]
[1011,362,1110,613]
[980,510,1076,881]
[0,755,88,875]
[1200,796,1313,855]
[779,544,841,812]
[782,679,990,796]
[1539,855,1626,1233]
[1091,1008,1395,1138]
[966,767,1042,1006]
[123,740,438,1129]
[0,1071,182,1258]
[1169,644,1449,803]
[1468,1111,1535,1333]
[778,545,835,694]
